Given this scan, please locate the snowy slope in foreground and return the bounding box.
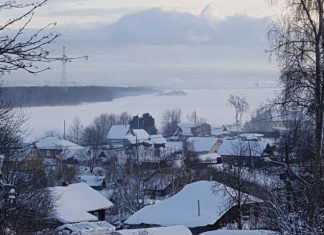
[113,225,192,235]
[125,181,259,228]
[200,230,278,235]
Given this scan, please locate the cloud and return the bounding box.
[8,7,276,89]
[57,7,270,48]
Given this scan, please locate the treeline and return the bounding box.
[5,86,155,107]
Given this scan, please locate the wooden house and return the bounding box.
[174,123,211,140]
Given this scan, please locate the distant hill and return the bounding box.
[4,86,156,107]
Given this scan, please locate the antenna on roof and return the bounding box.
[198,200,201,217]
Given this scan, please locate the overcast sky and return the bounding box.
[4,0,280,89]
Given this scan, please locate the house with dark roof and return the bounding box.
[174,123,211,140]
[217,136,274,166]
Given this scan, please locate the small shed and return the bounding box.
[56,221,116,235]
[51,183,114,224]
[186,137,222,155]
[80,175,107,191]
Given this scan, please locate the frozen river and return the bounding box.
[22,87,280,141]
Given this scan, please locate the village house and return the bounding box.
[174,122,211,140]
[217,135,274,167]
[51,183,114,224]
[107,125,136,147]
[144,173,178,199]
[186,137,222,155]
[28,136,87,169]
[34,136,85,160]
[108,125,165,150]
[125,181,261,235]
[79,175,107,191]
[211,126,231,138]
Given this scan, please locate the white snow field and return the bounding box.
[22,88,279,140]
[113,225,192,235]
[200,230,278,235]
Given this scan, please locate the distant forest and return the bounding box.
[4,86,156,107]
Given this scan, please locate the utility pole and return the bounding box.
[54,46,88,89]
[63,120,66,139]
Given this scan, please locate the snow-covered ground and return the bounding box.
[200,230,278,235]
[22,88,279,140]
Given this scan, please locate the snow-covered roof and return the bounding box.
[150,134,167,145]
[51,183,114,224]
[112,225,192,235]
[186,137,219,153]
[177,122,196,136]
[211,126,230,136]
[224,125,243,133]
[197,153,221,163]
[133,129,150,141]
[107,125,131,140]
[57,221,116,234]
[200,230,278,235]
[239,133,264,141]
[145,174,174,191]
[218,138,271,157]
[62,146,88,160]
[36,136,80,150]
[80,175,105,188]
[125,181,259,228]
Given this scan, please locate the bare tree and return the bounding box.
[186,111,206,125]
[228,95,249,127]
[0,1,59,74]
[1,160,55,234]
[118,111,132,125]
[268,0,324,229]
[161,108,182,137]
[67,116,83,144]
[0,1,59,233]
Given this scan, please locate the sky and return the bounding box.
[3,0,280,89]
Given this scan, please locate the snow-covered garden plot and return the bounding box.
[200,230,278,235]
[125,181,259,228]
[113,225,192,235]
